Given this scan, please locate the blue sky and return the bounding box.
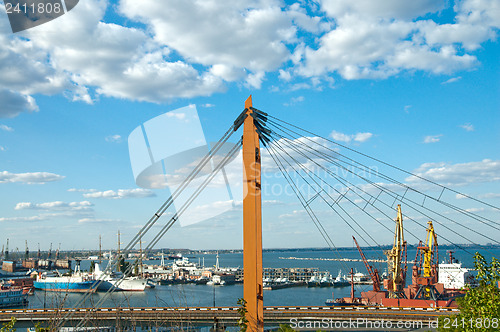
[0,0,499,251]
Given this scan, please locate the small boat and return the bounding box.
[306,275,321,287]
[195,276,209,285]
[333,270,350,287]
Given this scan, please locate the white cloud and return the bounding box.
[119,0,294,74]
[442,76,462,84]
[0,0,497,110]
[423,134,442,143]
[0,90,39,118]
[279,69,292,82]
[0,124,13,132]
[0,209,94,222]
[83,188,156,199]
[406,159,500,187]
[15,201,93,211]
[0,215,46,222]
[105,134,122,143]
[0,171,65,184]
[0,146,5,152]
[319,0,445,20]
[460,123,474,132]
[330,130,373,143]
[201,103,215,108]
[299,0,495,80]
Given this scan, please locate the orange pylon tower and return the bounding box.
[242,95,264,331]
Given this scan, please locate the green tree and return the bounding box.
[236,298,248,332]
[438,253,500,332]
[0,317,16,332]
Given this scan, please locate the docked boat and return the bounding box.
[34,272,97,293]
[306,275,321,287]
[93,264,147,291]
[0,285,28,308]
[319,273,334,287]
[438,251,477,290]
[333,270,350,287]
[195,276,209,285]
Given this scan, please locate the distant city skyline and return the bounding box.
[0,0,499,251]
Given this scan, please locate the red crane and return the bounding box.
[353,236,381,292]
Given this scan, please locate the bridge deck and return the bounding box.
[0,306,459,329]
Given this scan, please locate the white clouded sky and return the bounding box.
[0,0,498,250]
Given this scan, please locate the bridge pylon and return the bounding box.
[242,95,264,331]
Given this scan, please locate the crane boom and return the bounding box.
[353,236,380,292]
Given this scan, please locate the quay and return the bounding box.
[0,306,458,329]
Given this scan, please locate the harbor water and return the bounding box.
[23,247,498,309]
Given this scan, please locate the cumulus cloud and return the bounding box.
[119,0,294,74]
[406,159,500,187]
[0,171,65,184]
[330,130,373,143]
[423,135,442,143]
[83,188,156,199]
[0,0,498,111]
[298,0,496,80]
[0,90,39,118]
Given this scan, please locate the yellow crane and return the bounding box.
[418,221,438,278]
[384,204,407,298]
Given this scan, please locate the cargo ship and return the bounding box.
[34,263,98,293]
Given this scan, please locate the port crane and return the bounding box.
[384,205,407,298]
[352,236,381,292]
[419,221,438,278]
[411,221,440,300]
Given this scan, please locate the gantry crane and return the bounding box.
[353,236,381,292]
